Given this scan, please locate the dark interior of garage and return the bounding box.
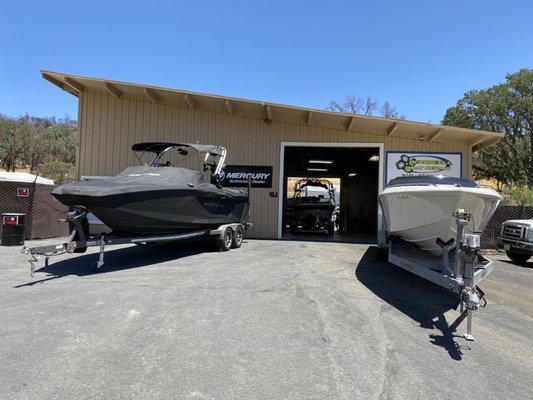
[282,146,380,242]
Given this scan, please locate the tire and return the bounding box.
[506,250,531,265]
[231,225,244,249]
[216,227,233,252]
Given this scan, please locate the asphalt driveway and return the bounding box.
[0,239,531,400]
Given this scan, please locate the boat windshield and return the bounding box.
[387,176,478,188]
[131,142,227,177]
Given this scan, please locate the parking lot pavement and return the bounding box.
[0,239,532,400]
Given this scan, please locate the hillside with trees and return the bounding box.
[0,114,77,184]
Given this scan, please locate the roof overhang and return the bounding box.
[41,70,503,151]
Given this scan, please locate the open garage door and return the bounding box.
[278,143,383,242]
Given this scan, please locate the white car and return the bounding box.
[497,219,533,265]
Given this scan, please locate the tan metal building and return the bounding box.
[42,71,502,240]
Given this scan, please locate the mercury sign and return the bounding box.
[385,152,462,184]
[221,165,273,188]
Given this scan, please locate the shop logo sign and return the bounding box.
[386,152,462,184]
[395,154,452,174]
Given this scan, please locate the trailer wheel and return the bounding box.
[216,227,233,252]
[231,225,244,248]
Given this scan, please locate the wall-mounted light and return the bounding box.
[308,159,333,164]
[348,172,358,177]
[307,168,328,172]
[369,155,379,162]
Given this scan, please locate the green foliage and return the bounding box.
[0,117,27,171]
[442,69,533,188]
[0,114,77,181]
[502,186,533,207]
[39,160,76,184]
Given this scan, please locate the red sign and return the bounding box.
[3,216,18,225]
[269,191,278,198]
[17,187,29,197]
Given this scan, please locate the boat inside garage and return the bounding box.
[282,145,380,242]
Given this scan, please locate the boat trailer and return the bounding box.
[376,209,493,341]
[22,211,250,275]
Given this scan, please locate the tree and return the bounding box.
[0,114,78,181]
[326,95,405,119]
[0,116,29,171]
[41,123,77,164]
[39,160,76,184]
[442,68,533,188]
[502,186,533,206]
[380,101,402,119]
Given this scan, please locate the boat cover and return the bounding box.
[53,166,244,204]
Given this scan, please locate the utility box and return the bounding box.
[0,172,69,239]
[1,213,26,246]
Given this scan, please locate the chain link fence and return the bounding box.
[481,205,533,249]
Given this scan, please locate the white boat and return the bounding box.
[379,176,501,255]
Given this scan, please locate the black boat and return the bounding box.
[52,142,249,235]
[287,178,337,234]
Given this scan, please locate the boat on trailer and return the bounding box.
[24,142,251,272]
[377,175,502,341]
[52,142,250,235]
[287,178,337,234]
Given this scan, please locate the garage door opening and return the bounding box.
[279,143,382,243]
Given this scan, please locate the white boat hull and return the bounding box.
[379,185,501,255]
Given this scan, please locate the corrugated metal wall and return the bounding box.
[77,89,472,239]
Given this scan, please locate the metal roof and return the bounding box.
[41,70,503,152]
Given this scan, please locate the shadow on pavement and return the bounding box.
[15,240,218,287]
[499,258,533,269]
[355,246,470,360]
[282,231,375,244]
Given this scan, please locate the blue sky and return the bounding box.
[1,1,531,123]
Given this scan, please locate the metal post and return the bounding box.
[461,233,480,341]
[465,307,474,341]
[453,209,470,279]
[454,222,463,278]
[95,235,105,270]
[463,254,475,341]
[441,247,452,276]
